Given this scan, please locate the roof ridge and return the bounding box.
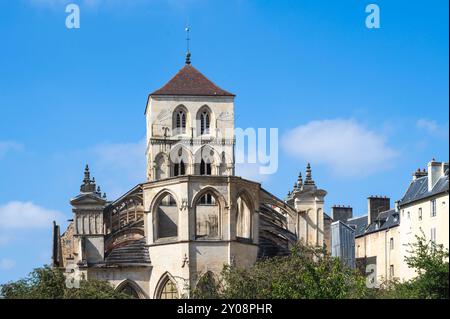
[150,64,235,97]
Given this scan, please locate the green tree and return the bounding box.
[0,265,131,299]
[193,243,368,299]
[377,233,449,299]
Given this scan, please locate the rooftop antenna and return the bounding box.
[185,25,191,65]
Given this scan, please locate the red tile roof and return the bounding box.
[150,64,235,97]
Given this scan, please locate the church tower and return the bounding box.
[144,52,236,181]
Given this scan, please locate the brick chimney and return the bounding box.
[367,196,390,225]
[331,205,353,222]
[412,168,427,180]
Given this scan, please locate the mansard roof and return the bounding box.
[150,64,235,97]
[348,209,400,238]
[399,172,449,206]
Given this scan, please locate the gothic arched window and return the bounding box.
[155,194,178,240]
[200,159,211,176]
[174,160,186,177]
[195,192,219,239]
[200,111,210,135]
[175,110,186,134]
[236,195,252,239]
[159,278,178,299]
[173,105,188,135]
[118,283,139,299]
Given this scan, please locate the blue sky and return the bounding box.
[0,0,448,283]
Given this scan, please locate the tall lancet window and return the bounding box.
[173,148,186,177]
[174,160,185,177]
[200,159,212,175]
[200,111,210,135]
[173,106,187,135]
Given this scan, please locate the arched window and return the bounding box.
[195,192,219,239]
[171,148,187,177]
[200,159,212,175]
[200,111,210,135]
[155,153,168,180]
[236,195,252,239]
[192,271,218,299]
[195,146,215,175]
[173,106,188,135]
[118,283,140,299]
[155,194,178,240]
[159,278,178,299]
[174,160,186,176]
[175,110,186,134]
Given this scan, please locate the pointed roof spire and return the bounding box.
[304,162,315,186]
[185,26,191,65]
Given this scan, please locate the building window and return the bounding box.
[196,192,219,239]
[155,194,178,240]
[118,283,139,299]
[236,195,252,239]
[199,193,215,205]
[389,265,395,278]
[200,111,210,135]
[418,207,422,221]
[200,159,212,175]
[159,279,178,299]
[431,199,437,217]
[431,227,436,243]
[407,211,410,219]
[390,237,394,250]
[173,160,186,176]
[175,110,186,134]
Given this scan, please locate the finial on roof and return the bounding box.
[304,162,315,186]
[185,26,191,65]
[297,172,303,188]
[80,164,96,193]
[83,164,90,183]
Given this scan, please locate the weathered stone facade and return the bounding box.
[52,58,328,298]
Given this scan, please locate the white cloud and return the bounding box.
[416,119,449,139]
[281,119,398,177]
[0,258,16,271]
[0,141,23,159]
[0,201,63,229]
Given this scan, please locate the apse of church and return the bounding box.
[52,53,328,299]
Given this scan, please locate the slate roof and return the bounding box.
[399,172,449,206]
[104,238,150,265]
[346,216,368,237]
[150,64,235,97]
[346,209,400,238]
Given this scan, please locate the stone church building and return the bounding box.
[52,55,327,299]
